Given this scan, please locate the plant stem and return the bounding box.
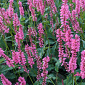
[72,73,74,85]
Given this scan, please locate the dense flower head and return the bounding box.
[80,0,85,11]
[72,0,76,3]
[9,0,13,3]
[18,1,24,16]
[15,82,19,85]
[19,51,26,65]
[50,11,54,28]
[80,50,85,79]
[25,44,34,68]
[65,29,73,48]
[13,13,20,31]
[46,0,57,14]
[41,56,50,85]
[0,16,9,34]
[38,23,44,47]
[75,34,80,52]
[75,0,80,15]
[60,0,71,31]
[68,34,80,73]
[27,1,37,21]
[71,34,80,53]
[18,76,26,85]
[15,31,22,50]
[33,0,37,7]
[72,10,82,32]
[0,48,14,67]
[12,51,20,64]
[74,50,85,79]
[0,48,4,57]
[27,27,37,41]
[29,44,38,58]
[8,0,14,19]
[36,56,42,81]
[35,0,45,15]
[56,29,66,65]
[0,74,12,85]
[68,57,77,73]
[1,8,10,24]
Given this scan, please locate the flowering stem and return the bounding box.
[72,73,74,85]
[47,75,55,85]
[74,76,78,85]
[28,74,34,85]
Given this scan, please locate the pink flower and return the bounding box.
[25,44,34,68]
[27,27,37,46]
[72,10,82,32]
[13,13,20,31]
[36,56,42,81]
[12,51,20,64]
[75,0,80,15]
[15,32,22,50]
[60,0,71,32]
[0,48,14,67]
[1,8,10,24]
[18,76,26,85]
[65,29,73,48]
[80,0,85,11]
[27,0,37,21]
[72,0,76,3]
[0,15,9,34]
[36,0,45,15]
[0,74,12,85]
[80,50,85,79]
[46,0,57,14]
[38,23,44,47]
[74,50,85,79]
[56,29,65,65]
[8,0,14,19]
[68,56,77,73]
[41,56,50,85]
[19,51,26,65]
[68,34,80,73]
[0,48,4,57]
[18,1,24,16]
[15,82,19,85]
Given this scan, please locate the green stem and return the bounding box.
[2,35,9,52]
[72,73,74,85]
[28,74,34,85]
[47,75,55,85]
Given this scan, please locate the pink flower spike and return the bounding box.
[0,74,12,85]
[18,76,26,85]
[18,1,24,16]
[38,23,44,47]
[41,56,50,85]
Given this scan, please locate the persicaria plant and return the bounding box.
[0,0,85,85]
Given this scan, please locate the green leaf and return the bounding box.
[0,58,5,64]
[82,40,85,48]
[55,60,61,72]
[1,65,13,73]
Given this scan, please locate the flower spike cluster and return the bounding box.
[68,34,80,73]
[38,23,44,47]
[18,1,24,16]
[0,48,14,67]
[0,74,12,85]
[41,56,50,85]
